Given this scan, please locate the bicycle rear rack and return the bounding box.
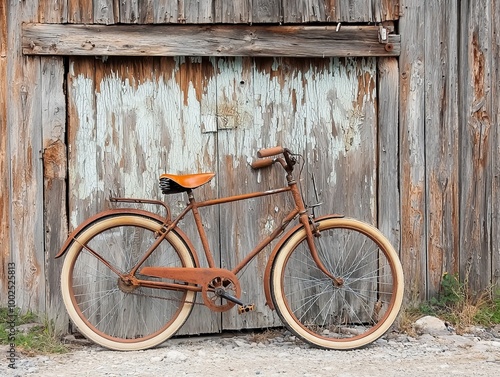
[109,197,171,222]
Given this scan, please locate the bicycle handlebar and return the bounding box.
[251,158,274,169]
[257,146,285,158]
[252,146,296,173]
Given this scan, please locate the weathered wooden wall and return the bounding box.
[1,0,500,336]
[398,0,500,301]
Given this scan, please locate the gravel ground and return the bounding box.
[3,318,500,377]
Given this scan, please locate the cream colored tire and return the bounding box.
[61,214,196,351]
[271,218,404,350]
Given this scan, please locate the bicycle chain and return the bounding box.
[125,289,204,306]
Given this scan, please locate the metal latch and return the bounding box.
[378,25,394,52]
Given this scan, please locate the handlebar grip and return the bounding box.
[257,146,284,158]
[251,158,274,169]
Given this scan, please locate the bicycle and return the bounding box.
[56,146,404,351]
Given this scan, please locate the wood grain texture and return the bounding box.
[459,0,493,293]
[214,0,250,23]
[377,57,400,253]
[154,0,179,23]
[39,0,400,24]
[94,0,118,24]
[399,0,426,302]
[22,23,400,57]
[8,0,47,313]
[424,0,459,296]
[38,0,67,23]
[68,0,92,23]
[493,0,500,288]
[0,0,9,300]
[42,57,68,330]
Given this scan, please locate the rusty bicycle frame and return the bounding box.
[100,147,343,311]
[56,145,404,351]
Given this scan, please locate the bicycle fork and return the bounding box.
[288,177,345,287]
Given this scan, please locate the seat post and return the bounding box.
[187,189,217,268]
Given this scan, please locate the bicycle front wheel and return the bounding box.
[60,213,196,351]
[271,217,404,350]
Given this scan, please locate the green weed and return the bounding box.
[0,308,68,355]
[400,273,500,333]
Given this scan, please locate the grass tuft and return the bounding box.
[0,307,68,355]
[398,273,500,334]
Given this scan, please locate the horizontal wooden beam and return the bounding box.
[22,24,399,57]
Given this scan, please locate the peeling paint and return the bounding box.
[70,56,376,225]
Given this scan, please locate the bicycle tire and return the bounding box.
[270,217,404,350]
[60,213,196,351]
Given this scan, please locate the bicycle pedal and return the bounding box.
[237,304,255,314]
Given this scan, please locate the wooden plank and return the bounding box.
[214,0,250,23]
[378,57,400,314]
[22,23,400,57]
[120,0,139,23]
[94,0,118,24]
[68,0,93,23]
[338,0,372,22]
[41,56,68,331]
[459,0,492,293]
[399,1,426,302]
[307,57,377,222]
[374,0,400,22]
[5,0,46,315]
[0,0,9,302]
[493,0,500,288]
[38,0,68,23]
[424,1,459,297]
[252,0,281,22]
[137,0,154,23]
[182,0,214,23]
[377,58,400,254]
[67,57,97,227]
[10,61,46,312]
[155,0,179,23]
[282,0,327,22]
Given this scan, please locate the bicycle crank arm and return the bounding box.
[217,290,256,314]
[216,289,245,306]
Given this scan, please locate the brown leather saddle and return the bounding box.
[159,173,215,194]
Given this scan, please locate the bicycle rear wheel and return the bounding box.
[271,217,404,350]
[60,213,196,351]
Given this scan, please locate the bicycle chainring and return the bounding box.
[202,274,242,312]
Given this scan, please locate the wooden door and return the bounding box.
[67,55,379,333]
